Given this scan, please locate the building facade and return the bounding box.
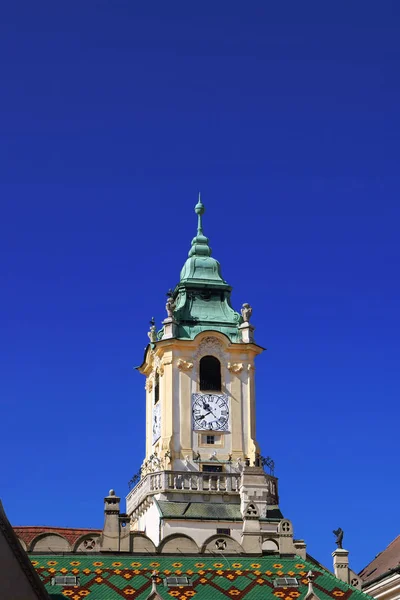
[3,198,371,600]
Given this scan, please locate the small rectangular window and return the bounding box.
[200,434,222,446]
[273,578,299,588]
[164,576,192,587]
[202,464,223,473]
[217,528,231,535]
[52,576,80,586]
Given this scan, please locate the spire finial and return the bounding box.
[195,192,205,235]
[186,193,211,258]
[305,571,315,600]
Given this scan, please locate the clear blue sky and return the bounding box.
[1,1,399,573]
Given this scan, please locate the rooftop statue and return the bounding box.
[241,303,253,323]
[148,318,157,343]
[333,527,344,549]
[165,295,176,318]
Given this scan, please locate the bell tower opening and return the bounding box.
[199,355,221,391]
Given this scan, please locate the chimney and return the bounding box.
[100,489,130,552]
[332,548,361,589]
[332,548,349,583]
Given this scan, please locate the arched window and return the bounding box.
[154,372,159,403]
[199,356,221,391]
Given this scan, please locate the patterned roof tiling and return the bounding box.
[156,501,242,520]
[155,501,283,521]
[359,534,400,584]
[30,554,374,600]
[14,526,102,546]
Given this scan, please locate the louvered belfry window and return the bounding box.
[199,355,221,391]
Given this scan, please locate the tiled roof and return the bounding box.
[14,527,102,546]
[156,501,242,520]
[155,501,282,521]
[31,554,373,600]
[359,534,400,584]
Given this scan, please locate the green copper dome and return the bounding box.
[170,196,241,342]
[180,196,227,285]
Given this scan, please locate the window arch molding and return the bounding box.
[193,336,226,363]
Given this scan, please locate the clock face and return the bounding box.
[152,402,161,444]
[192,393,229,431]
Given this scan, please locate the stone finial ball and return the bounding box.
[109,489,115,496]
[195,196,205,215]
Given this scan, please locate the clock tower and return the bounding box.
[126,197,294,556]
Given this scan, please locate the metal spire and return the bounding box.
[195,192,205,236]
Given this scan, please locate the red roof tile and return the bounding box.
[359,535,400,583]
[13,526,101,546]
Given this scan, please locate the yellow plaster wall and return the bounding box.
[140,333,263,469]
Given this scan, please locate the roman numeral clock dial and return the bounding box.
[192,393,229,431]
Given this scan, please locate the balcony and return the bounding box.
[126,470,241,515]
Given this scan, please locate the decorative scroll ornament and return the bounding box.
[177,358,194,371]
[227,362,244,373]
[153,354,165,376]
[193,336,225,362]
[145,378,154,392]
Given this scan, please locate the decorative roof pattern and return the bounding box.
[31,554,372,600]
[359,534,400,584]
[14,527,101,547]
[155,501,282,521]
[156,501,242,520]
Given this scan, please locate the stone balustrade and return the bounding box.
[126,470,241,515]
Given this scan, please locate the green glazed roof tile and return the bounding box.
[30,554,374,600]
[156,501,242,520]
